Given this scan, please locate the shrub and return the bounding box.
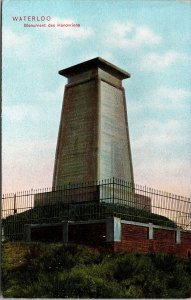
[2,242,191,298]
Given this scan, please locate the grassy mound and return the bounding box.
[2,242,191,298]
[3,201,177,240]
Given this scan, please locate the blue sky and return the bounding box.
[2,0,191,196]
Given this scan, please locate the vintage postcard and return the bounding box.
[1,0,191,298]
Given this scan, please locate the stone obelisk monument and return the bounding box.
[52,57,134,188]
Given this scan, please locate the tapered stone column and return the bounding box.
[52,57,134,188]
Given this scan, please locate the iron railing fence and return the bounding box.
[1,178,191,240]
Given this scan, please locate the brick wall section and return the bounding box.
[180,231,191,258]
[112,223,191,259]
[68,223,106,246]
[114,224,149,254]
[153,229,177,255]
[29,220,191,259]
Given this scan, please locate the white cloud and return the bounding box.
[129,86,191,112]
[51,17,93,40]
[4,104,41,122]
[151,86,191,109]
[131,116,191,196]
[3,28,30,48]
[156,86,191,101]
[105,21,161,50]
[140,50,188,70]
[3,20,93,61]
[36,18,93,59]
[132,119,188,149]
[37,84,64,103]
[3,28,32,59]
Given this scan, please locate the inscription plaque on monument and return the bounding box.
[54,80,98,185]
[100,81,133,181]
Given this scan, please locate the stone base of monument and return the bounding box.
[34,185,151,212]
[34,185,100,207]
[23,217,191,259]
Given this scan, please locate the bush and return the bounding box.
[2,242,191,298]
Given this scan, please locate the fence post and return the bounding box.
[148,223,154,240]
[113,177,114,205]
[62,221,69,245]
[176,227,181,244]
[14,193,17,215]
[1,224,5,242]
[106,217,121,242]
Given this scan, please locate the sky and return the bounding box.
[2,0,191,197]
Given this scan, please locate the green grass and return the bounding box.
[2,242,191,298]
[3,201,177,240]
